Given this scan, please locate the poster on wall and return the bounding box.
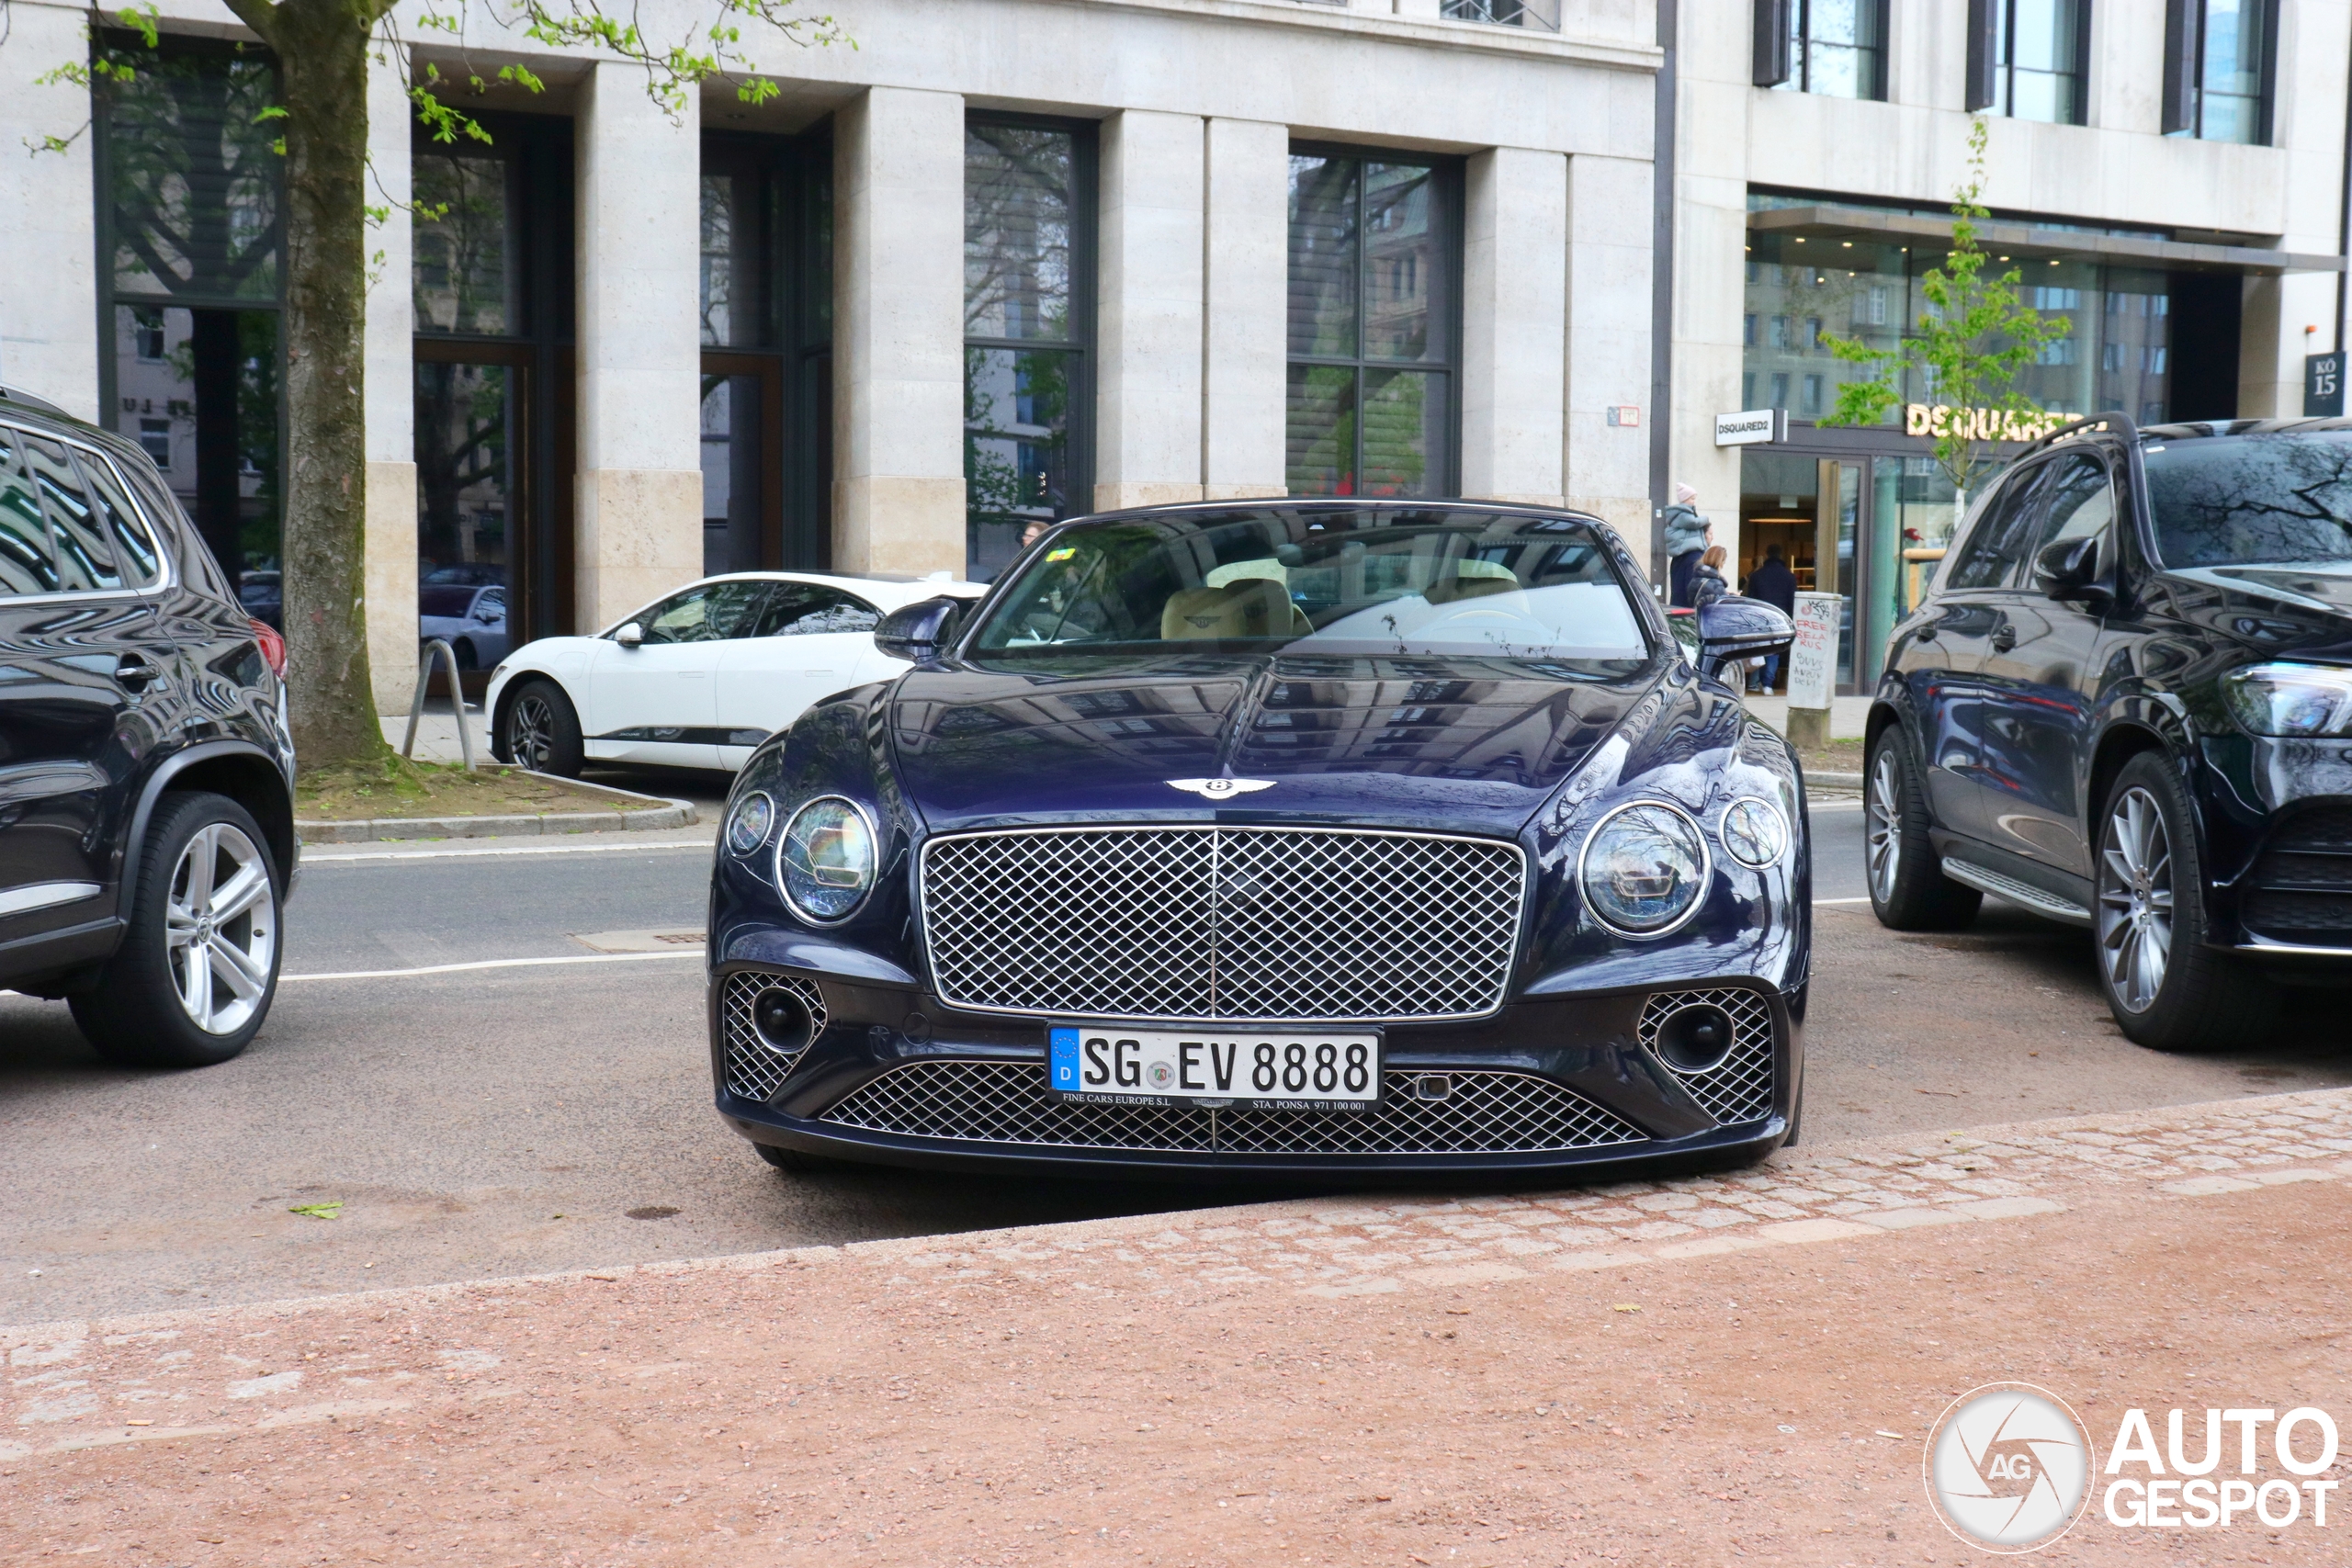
[1786,592,1841,710]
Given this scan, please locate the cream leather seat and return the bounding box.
[1161,578,1309,639]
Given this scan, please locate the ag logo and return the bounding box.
[1166,778,1275,799]
[1924,1382,2094,1552]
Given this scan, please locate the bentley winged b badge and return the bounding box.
[1166,778,1276,799]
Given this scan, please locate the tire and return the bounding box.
[499,678,583,777]
[71,791,282,1069]
[1864,729,1983,931]
[2093,752,2278,1051]
[754,1141,850,1176]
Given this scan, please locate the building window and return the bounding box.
[2165,0,2274,142]
[412,111,576,651]
[96,31,283,607]
[1990,0,2089,124]
[965,116,1094,581]
[1777,0,1889,101]
[1286,148,1460,500]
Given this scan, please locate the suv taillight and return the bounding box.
[250,618,287,680]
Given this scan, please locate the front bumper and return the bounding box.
[707,961,1803,1182]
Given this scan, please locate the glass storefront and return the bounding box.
[1743,221,2180,427]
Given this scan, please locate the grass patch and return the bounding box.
[295,755,625,821]
[1794,738,1867,780]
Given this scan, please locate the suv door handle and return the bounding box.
[115,653,163,690]
[1990,625,2018,652]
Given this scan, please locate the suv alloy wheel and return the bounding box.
[70,791,284,1068]
[2093,753,2278,1051]
[1863,731,1981,931]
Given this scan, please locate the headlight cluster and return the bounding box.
[1579,803,1710,936]
[776,796,877,922]
[724,791,775,855]
[1577,796,1787,938]
[2224,662,2352,738]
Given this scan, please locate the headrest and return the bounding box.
[1162,578,1293,640]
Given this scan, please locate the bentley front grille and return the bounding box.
[720,971,828,1103]
[817,1059,1646,1156]
[1637,987,1777,1128]
[918,826,1525,1022]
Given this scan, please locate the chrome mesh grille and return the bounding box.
[1638,987,1775,1127]
[920,827,1525,1021]
[818,1060,1645,1156]
[720,972,827,1104]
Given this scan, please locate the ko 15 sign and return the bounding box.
[2308,352,2345,417]
[1785,592,1841,710]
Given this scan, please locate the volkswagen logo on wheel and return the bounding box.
[1924,1382,2094,1552]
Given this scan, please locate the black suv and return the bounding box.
[0,386,295,1066]
[1868,415,2352,1049]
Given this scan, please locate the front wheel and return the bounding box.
[1864,730,1981,931]
[72,791,283,1069]
[2094,753,2277,1051]
[499,678,583,777]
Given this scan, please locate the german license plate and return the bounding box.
[1047,1025,1381,1111]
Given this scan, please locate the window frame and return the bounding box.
[1780,0,1891,102]
[962,111,1099,579]
[2165,0,2279,144]
[1990,0,2092,126]
[1283,141,1466,502]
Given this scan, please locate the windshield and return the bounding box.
[967,508,1651,661]
[2146,432,2352,568]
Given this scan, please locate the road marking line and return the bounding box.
[300,840,711,864]
[283,951,702,982]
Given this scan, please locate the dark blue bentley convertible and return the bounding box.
[706,501,1804,1180]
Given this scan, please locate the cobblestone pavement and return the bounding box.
[9,1087,2352,1460]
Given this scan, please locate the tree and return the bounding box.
[1820,117,2072,496]
[17,0,840,768]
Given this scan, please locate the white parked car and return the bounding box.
[484,571,986,775]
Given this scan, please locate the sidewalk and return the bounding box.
[378,703,487,766]
[9,1089,2351,1564]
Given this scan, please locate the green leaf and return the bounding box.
[288,1201,344,1220]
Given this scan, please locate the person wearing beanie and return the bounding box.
[1661,482,1710,606]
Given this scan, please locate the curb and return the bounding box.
[296,770,697,844]
[1804,769,1865,791]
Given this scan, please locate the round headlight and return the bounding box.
[725,791,776,856]
[776,796,877,922]
[1578,801,1710,937]
[1719,796,1789,870]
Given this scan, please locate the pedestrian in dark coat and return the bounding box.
[1690,544,1731,610]
[1742,544,1797,693]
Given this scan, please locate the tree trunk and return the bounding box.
[225,0,389,769]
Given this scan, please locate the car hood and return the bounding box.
[2171,564,2352,661]
[886,650,1702,837]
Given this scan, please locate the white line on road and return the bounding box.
[300,839,712,865]
[282,951,703,982]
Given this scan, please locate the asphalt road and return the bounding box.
[6,793,2349,1327]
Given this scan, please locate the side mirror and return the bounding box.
[614,622,644,648]
[874,595,965,662]
[2033,535,2105,604]
[1693,597,1794,682]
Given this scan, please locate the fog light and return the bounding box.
[1414,1074,1453,1101]
[1652,1001,1736,1074]
[752,987,817,1055]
